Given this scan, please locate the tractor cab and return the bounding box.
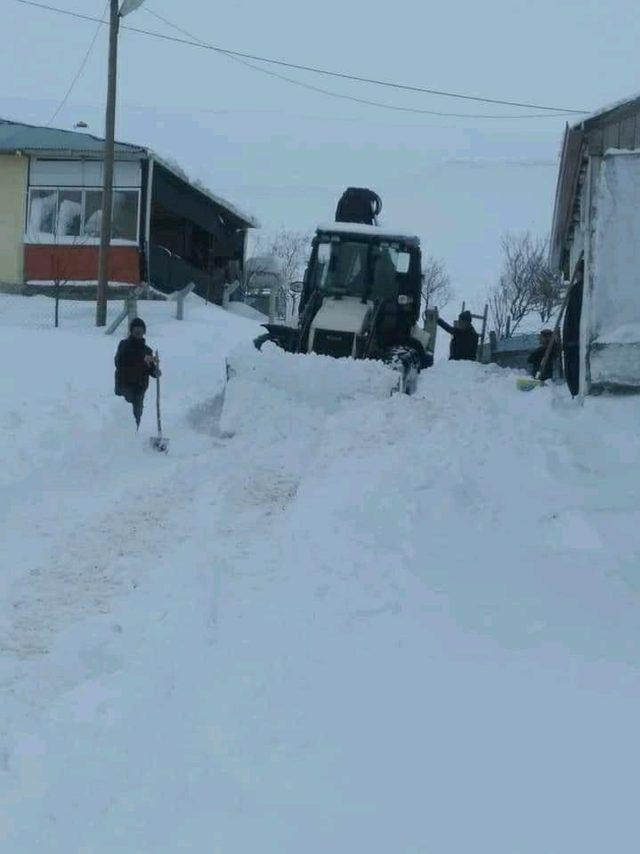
[253,189,435,392]
[299,224,423,359]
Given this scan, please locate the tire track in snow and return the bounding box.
[0,435,216,661]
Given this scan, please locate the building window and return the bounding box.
[112,191,139,241]
[26,187,140,244]
[84,190,103,237]
[28,189,58,237]
[58,190,82,237]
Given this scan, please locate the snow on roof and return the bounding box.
[603,148,640,157]
[151,152,259,229]
[316,221,420,243]
[552,93,640,269]
[571,91,640,130]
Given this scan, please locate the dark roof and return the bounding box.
[0,118,144,156]
[550,94,640,269]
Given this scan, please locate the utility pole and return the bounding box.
[96,0,120,327]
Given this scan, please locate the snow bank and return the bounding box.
[0,294,260,493]
[3,299,640,852]
[226,301,268,322]
[221,341,398,435]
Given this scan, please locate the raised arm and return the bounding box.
[437,317,455,335]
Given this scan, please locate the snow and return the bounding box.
[595,322,640,345]
[310,295,372,334]
[317,221,420,242]
[591,151,640,385]
[245,255,284,276]
[56,197,81,237]
[25,280,135,288]
[222,341,398,437]
[493,332,539,352]
[2,295,640,851]
[226,301,268,321]
[573,91,640,128]
[150,152,259,228]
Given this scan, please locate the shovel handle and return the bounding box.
[536,263,582,380]
[155,350,162,436]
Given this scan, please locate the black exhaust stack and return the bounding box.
[335,188,382,226]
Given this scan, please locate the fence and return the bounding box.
[0,282,195,333]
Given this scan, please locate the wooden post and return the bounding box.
[96,0,120,327]
[127,290,138,323]
[105,285,144,335]
[489,330,497,361]
[479,303,489,349]
[176,282,195,320]
[155,350,162,435]
[54,284,60,328]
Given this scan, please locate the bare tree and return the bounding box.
[532,264,564,325]
[489,280,511,339]
[422,255,454,311]
[32,235,84,328]
[489,232,562,338]
[51,249,67,328]
[251,228,311,320]
[254,228,310,287]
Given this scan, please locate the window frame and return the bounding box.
[25,185,141,246]
[56,188,84,239]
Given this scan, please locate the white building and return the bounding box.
[550,95,640,395]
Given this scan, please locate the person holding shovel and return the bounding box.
[528,329,560,382]
[114,318,160,429]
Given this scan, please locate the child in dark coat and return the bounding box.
[114,318,160,428]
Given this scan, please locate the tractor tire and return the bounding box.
[384,345,422,395]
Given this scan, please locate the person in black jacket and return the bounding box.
[528,329,560,382]
[437,311,479,361]
[114,318,160,428]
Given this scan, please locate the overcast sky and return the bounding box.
[3,0,640,311]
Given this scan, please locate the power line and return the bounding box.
[143,8,576,120]
[14,0,588,116]
[46,0,108,126]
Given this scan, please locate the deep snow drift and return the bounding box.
[2,293,640,852]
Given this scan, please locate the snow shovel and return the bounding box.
[518,327,561,391]
[150,351,169,453]
[517,270,576,392]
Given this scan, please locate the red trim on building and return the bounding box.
[24,245,141,283]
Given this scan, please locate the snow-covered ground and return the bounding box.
[2,293,640,852]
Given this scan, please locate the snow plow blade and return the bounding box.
[254,324,298,353]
